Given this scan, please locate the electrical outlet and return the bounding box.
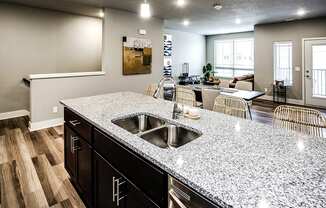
[52,106,58,113]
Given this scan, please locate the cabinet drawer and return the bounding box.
[94,128,168,208]
[64,108,92,143]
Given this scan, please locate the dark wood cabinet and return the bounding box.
[94,128,167,207]
[93,152,121,208]
[64,124,77,181]
[64,108,167,208]
[94,152,159,208]
[76,137,92,207]
[64,108,92,143]
[64,124,93,207]
[124,181,159,208]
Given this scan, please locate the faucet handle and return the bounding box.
[173,103,183,119]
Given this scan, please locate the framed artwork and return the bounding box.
[122,36,152,75]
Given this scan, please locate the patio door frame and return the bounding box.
[302,37,326,108]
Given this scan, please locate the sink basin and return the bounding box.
[140,125,202,148]
[112,114,202,148]
[112,114,165,134]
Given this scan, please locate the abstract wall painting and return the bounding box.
[123,36,152,75]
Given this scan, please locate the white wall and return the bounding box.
[30,8,164,126]
[164,29,206,77]
[0,3,102,113]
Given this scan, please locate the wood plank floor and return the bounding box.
[0,116,85,208]
[0,101,325,208]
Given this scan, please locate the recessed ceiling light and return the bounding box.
[182,19,190,26]
[297,9,306,16]
[235,18,241,24]
[140,0,151,18]
[176,0,186,7]
[99,10,104,18]
[213,0,223,10]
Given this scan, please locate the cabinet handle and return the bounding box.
[112,177,116,202]
[69,120,81,126]
[70,136,80,153]
[114,177,126,206]
[169,190,187,208]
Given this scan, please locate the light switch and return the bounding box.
[52,106,58,113]
[295,66,301,72]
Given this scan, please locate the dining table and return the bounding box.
[183,84,266,119]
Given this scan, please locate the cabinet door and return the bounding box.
[124,182,159,208]
[94,152,159,208]
[76,137,92,207]
[64,124,76,180]
[94,152,119,208]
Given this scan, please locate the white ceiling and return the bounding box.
[2,0,326,35]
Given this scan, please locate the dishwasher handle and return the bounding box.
[169,190,188,208]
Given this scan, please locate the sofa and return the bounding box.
[229,74,254,90]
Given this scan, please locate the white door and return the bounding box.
[304,39,326,107]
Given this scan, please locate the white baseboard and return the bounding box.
[0,110,30,120]
[29,117,64,132]
[258,95,305,105]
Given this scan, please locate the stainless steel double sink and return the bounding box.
[112,114,202,149]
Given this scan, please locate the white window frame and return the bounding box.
[214,38,254,78]
[273,41,293,86]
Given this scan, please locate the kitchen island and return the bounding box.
[60,92,326,208]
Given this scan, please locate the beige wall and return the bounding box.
[254,18,326,100]
[30,8,164,123]
[0,3,102,113]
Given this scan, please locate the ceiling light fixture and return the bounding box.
[99,10,104,18]
[176,0,186,7]
[213,0,223,10]
[297,8,306,16]
[140,0,151,18]
[182,19,190,26]
[235,18,241,24]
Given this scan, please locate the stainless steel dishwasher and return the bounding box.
[168,176,219,208]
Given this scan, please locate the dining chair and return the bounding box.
[176,86,201,107]
[273,105,326,137]
[219,79,230,88]
[235,81,253,91]
[235,81,253,107]
[145,83,161,97]
[213,95,251,119]
[202,88,220,111]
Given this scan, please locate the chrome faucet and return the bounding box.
[153,76,176,101]
[172,103,182,119]
[153,76,181,119]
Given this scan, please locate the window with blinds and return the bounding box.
[273,42,293,86]
[214,38,254,78]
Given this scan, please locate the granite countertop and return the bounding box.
[60,92,326,208]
